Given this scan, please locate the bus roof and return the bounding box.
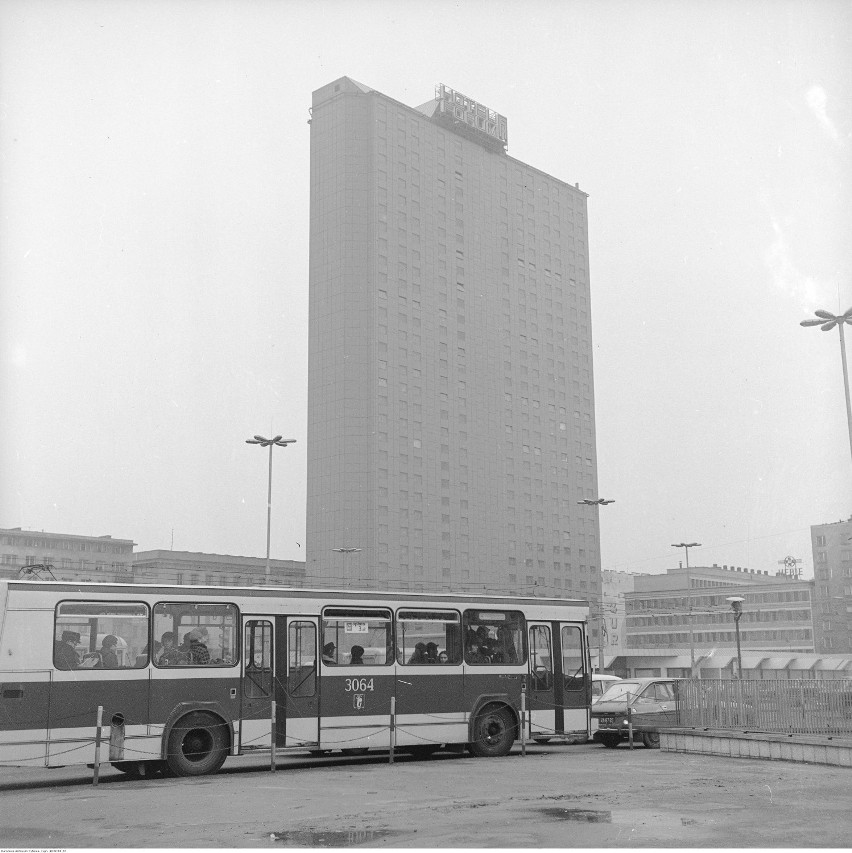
[0,577,588,610]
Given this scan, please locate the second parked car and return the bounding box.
[591,677,678,749]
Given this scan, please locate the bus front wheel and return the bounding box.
[166,712,229,777]
[469,707,516,758]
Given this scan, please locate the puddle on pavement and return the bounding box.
[540,808,613,823]
[540,808,705,829]
[270,828,403,847]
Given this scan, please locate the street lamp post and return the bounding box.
[726,596,745,679]
[246,434,297,583]
[577,498,614,671]
[672,542,701,678]
[800,307,852,463]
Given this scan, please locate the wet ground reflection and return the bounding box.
[539,807,612,823]
[271,828,403,847]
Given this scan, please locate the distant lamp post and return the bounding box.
[246,434,297,583]
[672,542,701,678]
[726,596,745,679]
[577,498,614,671]
[800,307,852,463]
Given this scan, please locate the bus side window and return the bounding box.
[54,601,149,670]
[463,610,526,666]
[153,602,239,668]
[395,610,462,665]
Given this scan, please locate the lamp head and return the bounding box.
[726,596,745,613]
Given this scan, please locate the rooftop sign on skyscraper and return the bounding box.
[433,84,508,152]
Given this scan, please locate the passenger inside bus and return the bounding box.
[95,635,120,669]
[349,645,365,664]
[408,642,428,664]
[159,632,183,665]
[137,640,162,667]
[438,650,450,663]
[322,642,336,664]
[425,642,439,663]
[54,630,81,670]
[465,642,489,664]
[187,628,210,665]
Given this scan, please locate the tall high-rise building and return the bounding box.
[307,78,600,599]
[810,516,852,653]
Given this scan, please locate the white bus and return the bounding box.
[0,579,590,776]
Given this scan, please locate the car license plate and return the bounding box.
[596,716,617,727]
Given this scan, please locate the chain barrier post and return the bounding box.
[389,696,396,764]
[92,705,104,786]
[627,705,634,749]
[270,700,277,772]
[520,682,527,757]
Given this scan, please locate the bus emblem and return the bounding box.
[353,693,365,711]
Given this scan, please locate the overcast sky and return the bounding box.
[2,0,850,581]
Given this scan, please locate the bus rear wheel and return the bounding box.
[469,707,515,758]
[166,712,229,777]
[599,733,621,748]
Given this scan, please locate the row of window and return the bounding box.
[53,600,585,674]
[631,628,814,647]
[1,535,130,553]
[627,590,811,611]
[627,608,813,627]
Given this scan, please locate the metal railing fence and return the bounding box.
[676,678,852,736]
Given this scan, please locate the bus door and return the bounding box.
[274,616,320,749]
[559,622,591,735]
[394,609,465,749]
[240,618,274,751]
[527,622,558,739]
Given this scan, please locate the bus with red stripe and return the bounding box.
[0,579,590,776]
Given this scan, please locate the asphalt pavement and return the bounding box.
[0,742,850,848]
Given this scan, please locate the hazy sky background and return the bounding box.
[2,0,850,581]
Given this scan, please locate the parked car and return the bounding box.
[591,677,677,749]
[591,673,622,703]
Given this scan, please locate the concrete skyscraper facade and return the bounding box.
[307,78,600,600]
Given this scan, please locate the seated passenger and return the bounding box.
[437,650,450,664]
[425,642,439,663]
[408,642,427,664]
[54,630,81,670]
[497,625,518,663]
[136,640,162,667]
[95,635,120,669]
[349,644,365,665]
[465,643,489,664]
[159,631,185,666]
[187,628,211,665]
[322,642,337,664]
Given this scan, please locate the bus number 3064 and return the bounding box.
[344,678,374,692]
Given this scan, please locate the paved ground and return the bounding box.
[1,742,850,848]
